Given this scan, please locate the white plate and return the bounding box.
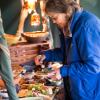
[19,97,43,100]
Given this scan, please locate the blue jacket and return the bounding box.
[44,9,100,100]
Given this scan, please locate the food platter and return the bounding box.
[18,83,60,100]
[0,63,62,99]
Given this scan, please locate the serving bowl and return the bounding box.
[21,31,49,43]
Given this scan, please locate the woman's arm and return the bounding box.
[60,22,100,77]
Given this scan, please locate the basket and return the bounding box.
[9,42,49,66]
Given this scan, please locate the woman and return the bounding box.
[35,0,100,100]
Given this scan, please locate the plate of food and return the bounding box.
[18,83,59,98]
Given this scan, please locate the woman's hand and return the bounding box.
[50,62,63,70]
[48,69,62,80]
[47,63,62,80]
[34,55,46,65]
